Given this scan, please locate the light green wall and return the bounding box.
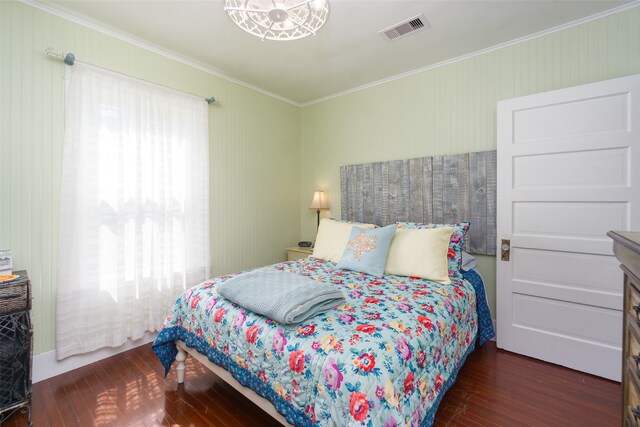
[0,0,301,355]
[300,7,640,317]
[3,1,640,356]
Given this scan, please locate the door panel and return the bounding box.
[513,91,629,143]
[511,294,621,347]
[512,147,629,188]
[512,202,629,237]
[497,73,640,381]
[512,248,622,293]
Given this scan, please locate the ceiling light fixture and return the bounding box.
[224,0,330,41]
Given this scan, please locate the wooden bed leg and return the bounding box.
[176,346,187,384]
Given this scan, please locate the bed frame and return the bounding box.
[175,340,291,426]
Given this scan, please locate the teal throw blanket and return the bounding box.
[217,268,345,324]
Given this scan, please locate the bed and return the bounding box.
[152,254,494,426]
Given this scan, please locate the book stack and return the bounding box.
[0,250,15,283]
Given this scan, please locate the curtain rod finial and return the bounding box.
[205,96,216,105]
[64,53,75,65]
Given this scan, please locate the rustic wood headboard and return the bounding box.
[340,150,497,255]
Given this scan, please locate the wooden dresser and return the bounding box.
[609,231,640,427]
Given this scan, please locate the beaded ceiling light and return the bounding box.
[224,0,330,41]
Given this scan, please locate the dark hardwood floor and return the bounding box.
[4,341,620,426]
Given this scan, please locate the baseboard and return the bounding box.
[32,332,157,383]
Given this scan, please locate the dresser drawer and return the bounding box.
[627,362,640,427]
[628,294,640,427]
[628,278,640,326]
[628,405,639,427]
[626,272,640,427]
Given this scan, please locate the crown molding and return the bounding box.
[300,0,640,107]
[20,0,302,107]
[20,0,640,108]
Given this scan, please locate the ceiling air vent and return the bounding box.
[379,14,430,42]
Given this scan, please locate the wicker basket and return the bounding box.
[0,272,30,316]
[0,311,31,409]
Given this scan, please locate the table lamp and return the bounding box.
[309,191,329,230]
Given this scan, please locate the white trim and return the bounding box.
[32,332,157,383]
[300,0,640,107]
[18,1,640,109]
[19,0,301,107]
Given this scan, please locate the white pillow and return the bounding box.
[384,227,454,283]
[312,219,377,263]
[461,251,477,271]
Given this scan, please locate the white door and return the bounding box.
[496,73,640,381]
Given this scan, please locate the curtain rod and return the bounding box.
[45,47,217,105]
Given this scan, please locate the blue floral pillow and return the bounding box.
[337,224,396,277]
[396,222,470,280]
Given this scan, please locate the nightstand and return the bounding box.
[287,246,313,261]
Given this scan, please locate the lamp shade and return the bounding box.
[310,191,329,210]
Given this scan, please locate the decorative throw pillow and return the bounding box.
[384,227,454,283]
[312,218,377,263]
[396,222,470,280]
[337,224,397,277]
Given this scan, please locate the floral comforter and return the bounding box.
[153,257,492,426]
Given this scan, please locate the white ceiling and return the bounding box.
[40,0,633,105]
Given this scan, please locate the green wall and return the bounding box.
[0,0,301,355]
[3,0,640,356]
[299,7,640,316]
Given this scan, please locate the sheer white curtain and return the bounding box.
[57,63,210,360]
